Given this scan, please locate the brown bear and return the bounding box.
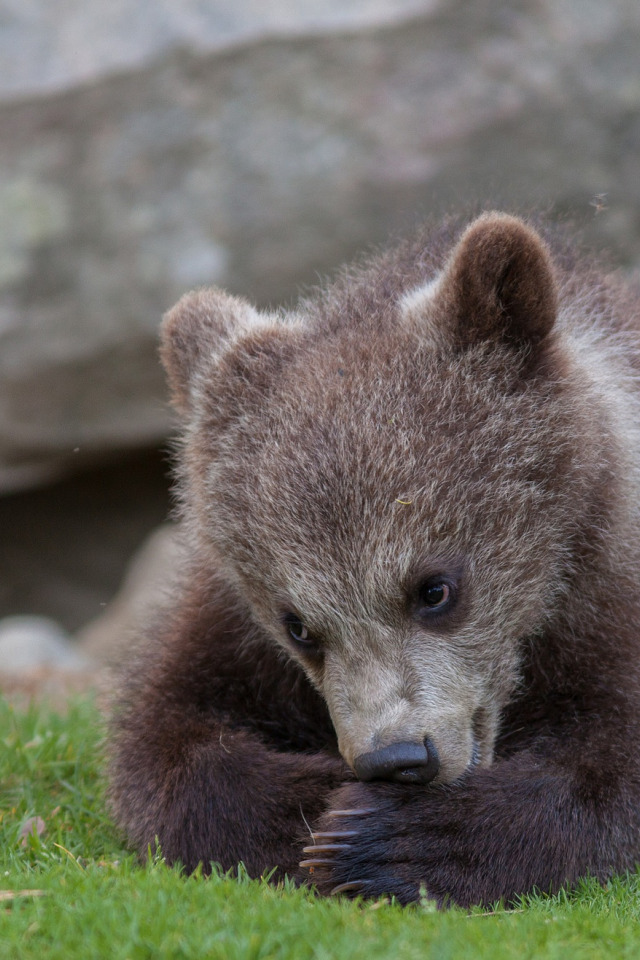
[108,212,640,907]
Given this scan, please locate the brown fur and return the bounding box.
[109,212,640,906]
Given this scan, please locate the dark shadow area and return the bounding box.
[0,448,172,633]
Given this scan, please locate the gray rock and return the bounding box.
[0,0,430,97]
[77,524,182,663]
[0,616,90,675]
[1,0,640,490]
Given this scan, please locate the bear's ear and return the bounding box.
[406,213,558,356]
[160,287,272,415]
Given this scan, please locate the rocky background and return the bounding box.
[1,0,640,691]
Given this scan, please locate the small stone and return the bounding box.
[0,616,89,675]
[20,816,46,847]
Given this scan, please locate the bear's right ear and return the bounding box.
[403,213,558,359]
[160,288,268,415]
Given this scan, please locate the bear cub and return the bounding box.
[109,212,640,906]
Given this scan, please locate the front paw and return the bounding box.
[299,782,422,904]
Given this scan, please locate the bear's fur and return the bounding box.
[109,212,640,906]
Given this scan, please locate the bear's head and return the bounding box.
[161,213,587,785]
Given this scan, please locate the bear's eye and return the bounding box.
[416,577,455,615]
[282,613,317,650]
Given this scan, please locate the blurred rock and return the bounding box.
[0,615,89,675]
[0,0,430,97]
[1,0,640,490]
[77,524,182,664]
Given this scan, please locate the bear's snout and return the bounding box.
[352,737,440,784]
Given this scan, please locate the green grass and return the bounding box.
[3,698,640,959]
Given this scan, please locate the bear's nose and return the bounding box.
[352,737,439,784]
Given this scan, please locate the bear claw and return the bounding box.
[302,843,351,855]
[330,881,365,896]
[326,807,376,818]
[310,830,358,840]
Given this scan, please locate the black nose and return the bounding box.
[353,737,440,784]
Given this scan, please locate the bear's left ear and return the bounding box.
[406,213,558,356]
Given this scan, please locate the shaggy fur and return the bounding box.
[109,212,640,906]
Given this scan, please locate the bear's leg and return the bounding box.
[109,576,348,877]
[111,719,345,877]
